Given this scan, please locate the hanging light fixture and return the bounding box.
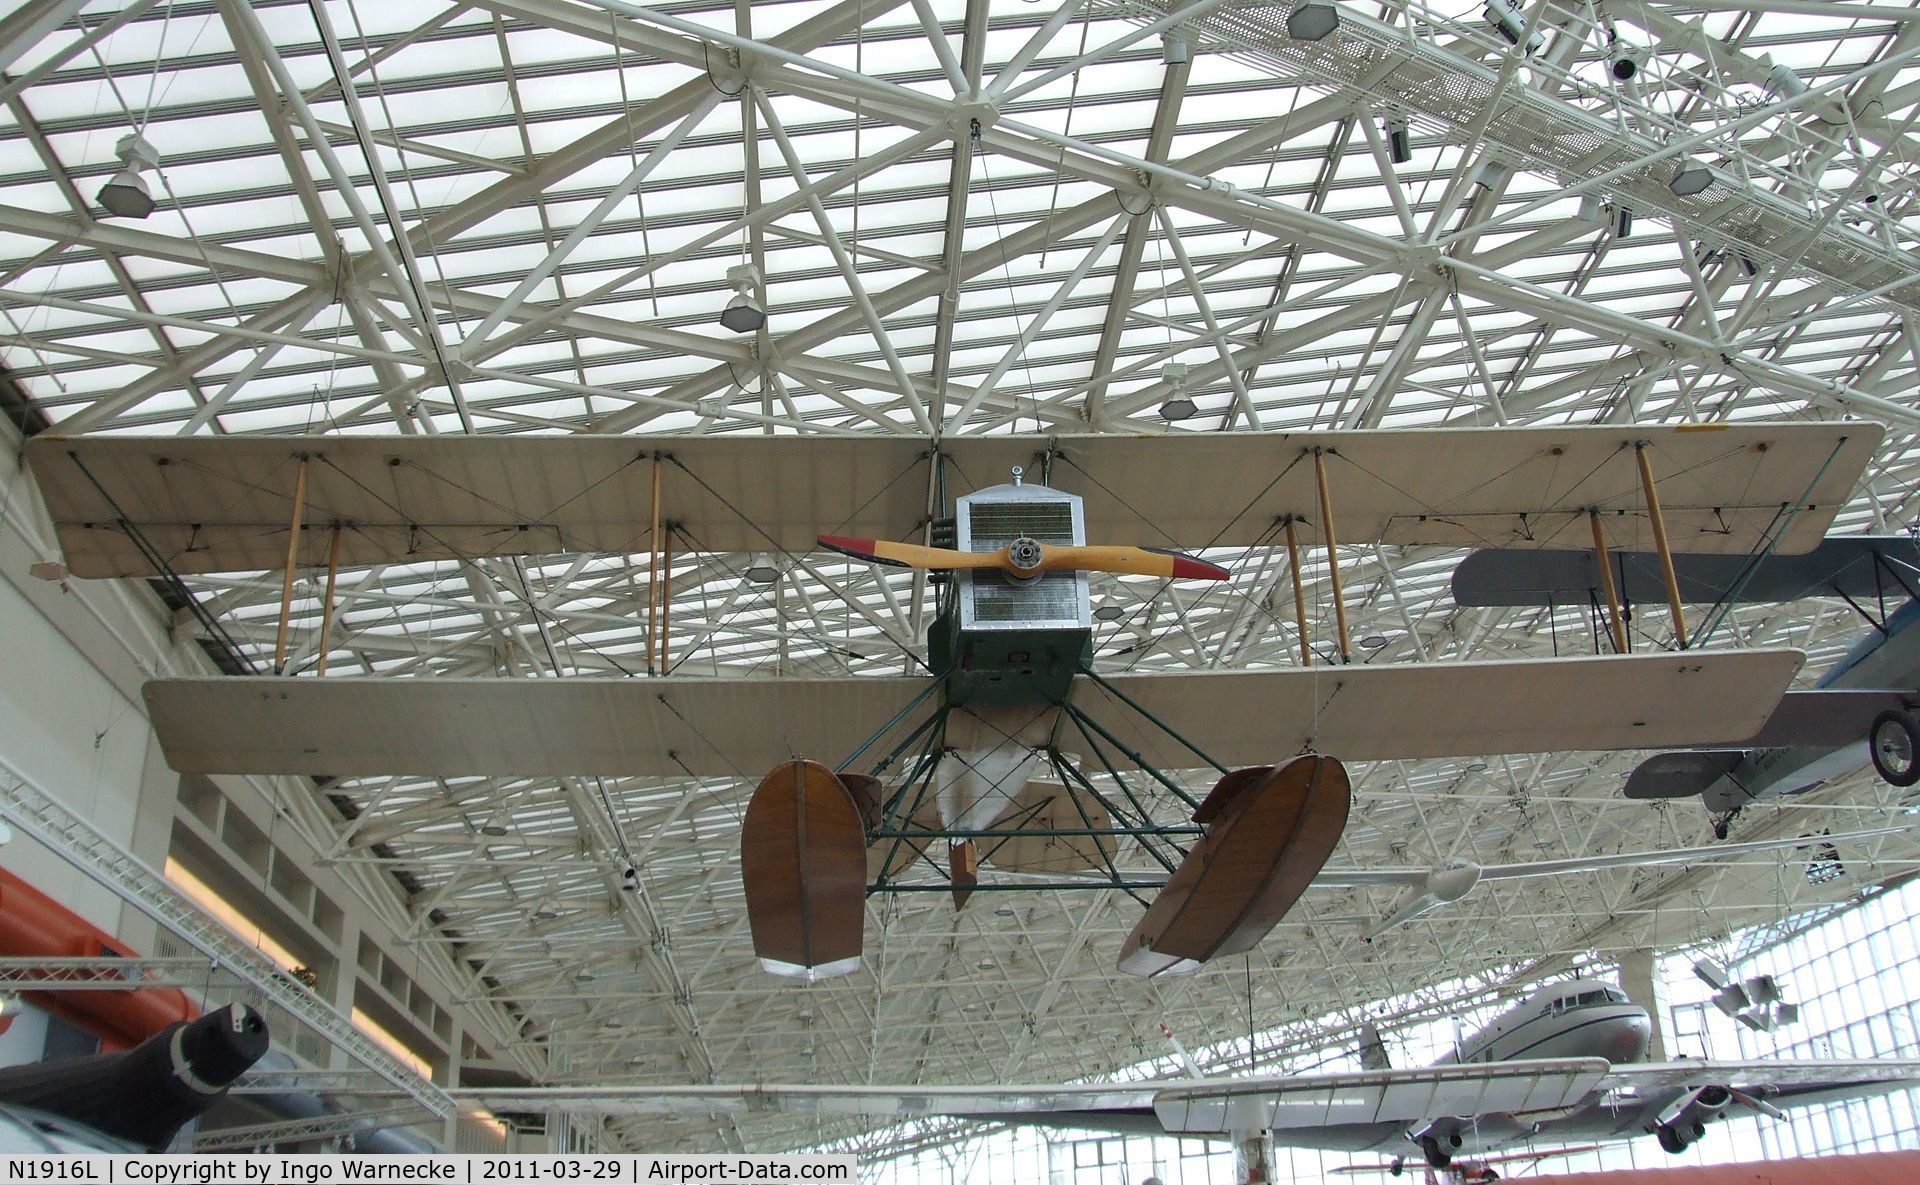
[97,133,160,219]
[719,263,766,333]
[1158,362,1196,422]
[1286,1,1340,41]
[1385,116,1411,165]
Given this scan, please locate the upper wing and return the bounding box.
[1452,535,1920,608]
[27,422,1876,576]
[1067,650,1802,768]
[143,675,935,778]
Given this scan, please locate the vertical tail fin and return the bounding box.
[1357,1021,1390,1071]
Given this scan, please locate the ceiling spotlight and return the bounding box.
[744,563,780,586]
[1609,42,1647,82]
[1159,361,1195,421]
[719,262,766,334]
[1767,62,1808,101]
[1384,117,1411,165]
[1483,0,1542,54]
[1094,604,1125,622]
[1286,1,1340,41]
[97,133,160,219]
[480,824,510,837]
[1669,160,1721,198]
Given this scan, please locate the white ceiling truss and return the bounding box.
[8,0,1920,1155]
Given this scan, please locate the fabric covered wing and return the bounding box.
[1623,751,1747,800]
[1452,536,1920,607]
[143,675,935,778]
[1740,689,1920,747]
[1067,651,1802,769]
[28,422,1875,576]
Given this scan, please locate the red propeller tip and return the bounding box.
[1147,548,1230,581]
[818,534,880,560]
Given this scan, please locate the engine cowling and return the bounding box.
[1692,1085,1734,1117]
[1653,1085,1734,1153]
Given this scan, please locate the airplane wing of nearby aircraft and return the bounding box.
[1314,824,1910,942]
[462,1056,1920,1144]
[460,1056,1612,1125]
[1451,535,1920,608]
[1454,533,1920,824]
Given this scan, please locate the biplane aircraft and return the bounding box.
[1453,535,1920,834]
[19,422,1879,980]
[461,976,1920,1170]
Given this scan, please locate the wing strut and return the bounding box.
[1313,448,1353,663]
[1284,515,1313,665]
[273,457,309,674]
[1634,442,1688,649]
[1589,508,1628,655]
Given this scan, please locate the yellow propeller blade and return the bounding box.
[819,536,1228,580]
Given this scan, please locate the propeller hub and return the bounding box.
[1006,537,1044,573]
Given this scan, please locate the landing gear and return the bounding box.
[1420,1135,1452,1170]
[1711,809,1738,841]
[1870,710,1920,788]
[1388,1159,1404,1178]
[1656,1123,1688,1154]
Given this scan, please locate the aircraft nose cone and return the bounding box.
[1614,1011,1653,1062]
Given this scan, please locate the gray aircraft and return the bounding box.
[1451,536,1920,836]
[468,976,1920,1172]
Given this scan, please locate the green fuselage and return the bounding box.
[928,604,1091,709]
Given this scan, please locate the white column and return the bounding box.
[1620,947,1670,1061]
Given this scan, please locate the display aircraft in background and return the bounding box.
[464,977,1920,1172]
[0,1004,266,1152]
[1314,824,1905,945]
[22,424,1874,981]
[1453,536,1920,835]
[1332,1142,1603,1183]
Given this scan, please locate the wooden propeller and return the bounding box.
[818,535,1229,581]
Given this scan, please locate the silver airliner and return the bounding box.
[467,976,1920,1172]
